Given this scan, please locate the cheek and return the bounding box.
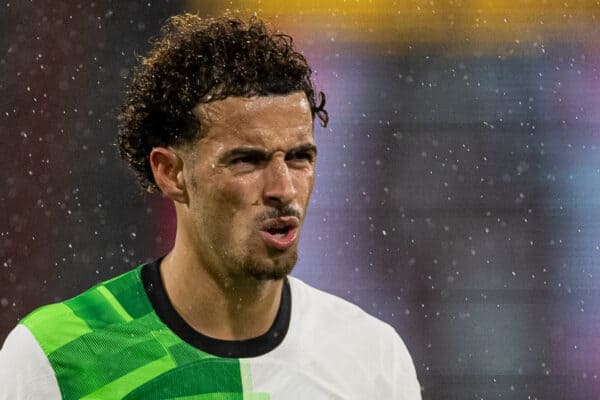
[294,171,315,201]
[213,177,261,214]
[216,180,262,243]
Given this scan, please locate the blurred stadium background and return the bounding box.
[2,1,600,398]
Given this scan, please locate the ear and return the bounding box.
[149,147,188,203]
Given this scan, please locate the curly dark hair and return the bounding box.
[118,13,328,192]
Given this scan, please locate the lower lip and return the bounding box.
[259,228,298,251]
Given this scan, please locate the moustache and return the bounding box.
[257,206,302,222]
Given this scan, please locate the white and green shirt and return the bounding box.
[0,260,421,399]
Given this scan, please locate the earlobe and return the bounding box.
[149,147,188,203]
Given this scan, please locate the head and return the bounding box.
[118,13,327,192]
[118,14,328,281]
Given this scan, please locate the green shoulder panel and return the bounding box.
[22,266,153,354]
[19,265,269,400]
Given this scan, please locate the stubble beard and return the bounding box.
[218,207,303,282]
[191,215,300,282]
[238,249,298,281]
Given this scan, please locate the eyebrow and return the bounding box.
[287,143,318,157]
[219,143,317,163]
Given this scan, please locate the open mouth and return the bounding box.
[266,226,292,238]
[259,217,300,251]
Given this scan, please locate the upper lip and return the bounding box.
[259,216,300,232]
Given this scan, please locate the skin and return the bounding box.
[149,92,316,340]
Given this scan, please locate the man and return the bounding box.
[0,13,421,399]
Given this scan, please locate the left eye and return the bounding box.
[287,152,313,162]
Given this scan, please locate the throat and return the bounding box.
[161,254,285,340]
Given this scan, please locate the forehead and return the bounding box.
[193,92,314,150]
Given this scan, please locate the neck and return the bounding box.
[160,237,284,341]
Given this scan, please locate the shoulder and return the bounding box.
[22,266,151,355]
[288,276,396,337]
[0,325,61,399]
[286,277,421,398]
[288,276,412,360]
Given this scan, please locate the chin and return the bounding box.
[242,250,298,281]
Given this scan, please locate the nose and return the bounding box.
[263,156,297,206]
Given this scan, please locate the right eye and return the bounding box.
[227,153,266,172]
[231,155,254,164]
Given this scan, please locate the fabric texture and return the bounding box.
[0,262,421,399]
[0,324,61,400]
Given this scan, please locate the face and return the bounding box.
[180,92,316,281]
